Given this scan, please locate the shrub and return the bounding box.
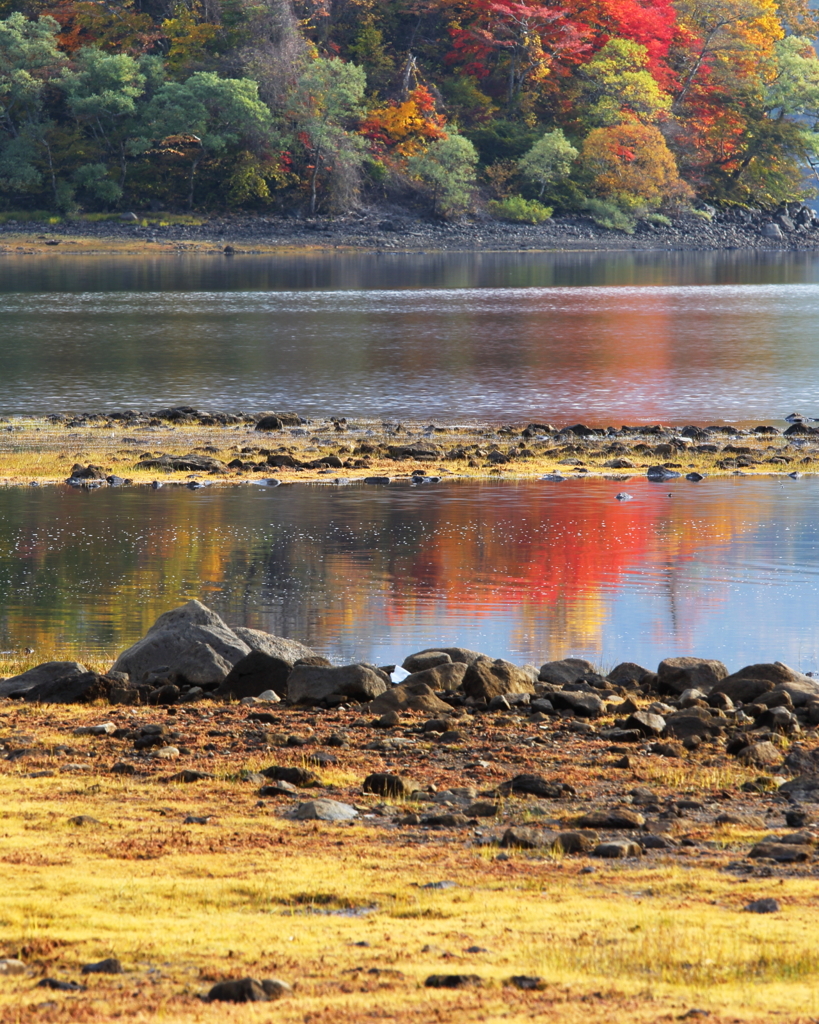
[583,199,636,233]
[488,195,552,223]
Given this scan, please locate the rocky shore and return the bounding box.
[2,600,818,1019]
[1,407,818,487]
[2,202,819,254]
[3,600,818,871]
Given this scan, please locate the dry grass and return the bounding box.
[1,702,819,1023]
[0,417,814,489]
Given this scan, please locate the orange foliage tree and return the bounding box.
[359,85,446,160]
[580,121,692,208]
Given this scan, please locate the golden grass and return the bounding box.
[0,417,814,488]
[1,703,819,1023]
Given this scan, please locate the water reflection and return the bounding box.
[0,478,817,672]
[2,252,819,420]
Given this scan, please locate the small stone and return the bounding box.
[577,808,645,829]
[507,975,545,990]
[81,958,123,974]
[745,898,780,914]
[37,978,86,991]
[0,959,26,975]
[593,840,643,858]
[362,773,419,798]
[288,799,358,822]
[259,780,298,797]
[424,974,483,988]
[152,746,180,759]
[465,801,498,817]
[110,762,136,775]
[168,769,212,783]
[73,722,116,736]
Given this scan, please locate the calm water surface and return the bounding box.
[1,477,817,672]
[2,251,819,665]
[3,251,819,422]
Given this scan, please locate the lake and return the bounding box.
[1,249,819,671]
[2,250,819,423]
[0,476,817,674]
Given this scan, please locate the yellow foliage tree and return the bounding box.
[580,121,692,209]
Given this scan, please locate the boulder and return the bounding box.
[231,626,317,663]
[136,454,228,473]
[215,650,320,700]
[0,660,87,698]
[770,677,819,707]
[736,741,783,768]
[402,651,452,673]
[254,415,283,432]
[710,676,775,705]
[500,827,556,850]
[365,681,452,715]
[22,672,116,704]
[403,646,488,667]
[657,657,728,695]
[607,662,651,685]
[461,660,535,701]
[625,711,666,736]
[594,841,643,858]
[549,691,605,718]
[538,658,595,686]
[112,600,250,685]
[503,774,571,799]
[401,662,467,693]
[779,775,819,801]
[664,707,724,742]
[287,663,387,705]
[208,978,290,1002]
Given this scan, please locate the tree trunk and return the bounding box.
[187,153,201,211]
[309,142,323,215]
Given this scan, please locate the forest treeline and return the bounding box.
[2,0,819,219]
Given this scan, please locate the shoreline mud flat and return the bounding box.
[2,204,819,256]
[0,408,817,488]
[2,601,819,1021]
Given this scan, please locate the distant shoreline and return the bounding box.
[2,207,819,257]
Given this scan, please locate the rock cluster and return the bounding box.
[2,602,819,782]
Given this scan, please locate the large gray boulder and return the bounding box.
[287,663,388,705]
[657,657,728,695]
[402,662,468,693]
[402,646,488,668]
[231,627,317,663]
[462,660,536,701]
[712,662,819,706]
[538,658,595,686]
[112,600,250,685]
[0,661,87,698]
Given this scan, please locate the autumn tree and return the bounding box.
[448,0,589,112]
[580,121,691,209]
[579,38,671,127]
